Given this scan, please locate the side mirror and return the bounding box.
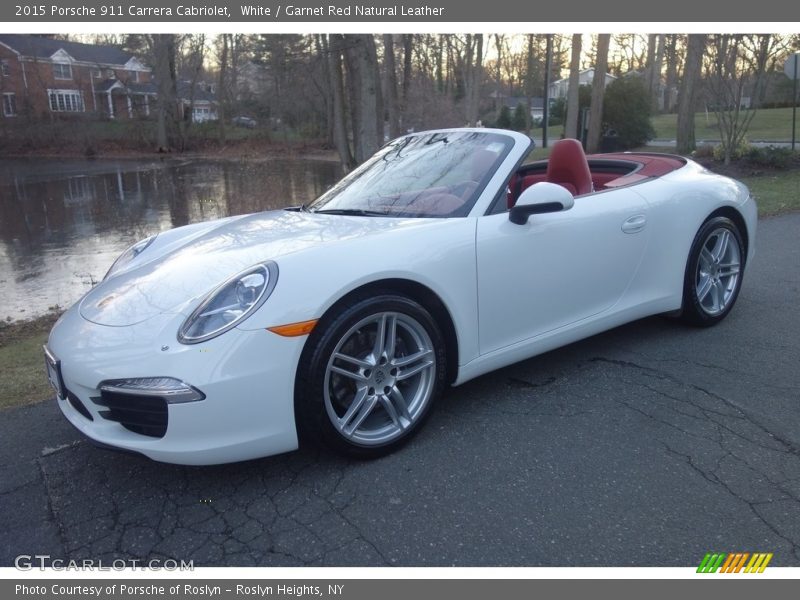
[509,182,575,225]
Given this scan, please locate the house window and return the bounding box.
[106,69,116,79]
[53,63,72,80]
[48,89,84,112]
[1,60,9,77]
[130,70,139,83]
[91,68,102,78]
[2,93,16,116]
[192,106,212,122]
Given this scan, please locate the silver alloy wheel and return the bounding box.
[695,227,741,316]
[323,311,436,446]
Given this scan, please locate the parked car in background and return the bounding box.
[232,116,257,129]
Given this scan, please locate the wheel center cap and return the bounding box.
[375,370,385,385]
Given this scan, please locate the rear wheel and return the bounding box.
[296,293,446,458]
[680,216,745,326]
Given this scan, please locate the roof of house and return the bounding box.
[95,79,158,95]
[177,81,216,103]
[0,34,135,66]
[551,69,618,86]
[96,78,214,101]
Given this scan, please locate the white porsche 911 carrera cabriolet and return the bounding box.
[45,129,757,464]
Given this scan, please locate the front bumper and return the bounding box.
[47,307,305,465]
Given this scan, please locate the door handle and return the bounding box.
[621,214,647,234]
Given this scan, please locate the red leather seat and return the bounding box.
[546,139,593,196]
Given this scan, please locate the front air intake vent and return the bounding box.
[93,391,168,438]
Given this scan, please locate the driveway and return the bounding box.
[2,213,799,567]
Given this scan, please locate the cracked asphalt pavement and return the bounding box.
[2,213,799,567]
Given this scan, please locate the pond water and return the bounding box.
[0,157,341,320]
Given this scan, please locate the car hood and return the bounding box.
[79,210,423,326]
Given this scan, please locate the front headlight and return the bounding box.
[104,235,157,280]
[178,261,278,344]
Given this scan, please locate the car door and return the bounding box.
[476,187,650,355]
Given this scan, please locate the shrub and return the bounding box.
[602,76,655,149]
[712,138,751,162]
[512,103,528,131]
[549,97,565,121]
[495,105,512,129]
[742,145,796,169]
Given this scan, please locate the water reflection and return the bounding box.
[0,157,341,319]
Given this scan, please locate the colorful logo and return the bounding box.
[697,552,773,573]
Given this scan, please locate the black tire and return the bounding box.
[680,216,745,327]
[295,292,447,458]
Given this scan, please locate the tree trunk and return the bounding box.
[586,34,610,154]
[664,35,679,112]
[524,34,535,133]
[651,35,665,111]
[152,34,181,151]
[328,35,354,170]
[314,34,335,147]
[564,34,582,140]
[434,35,444,94]
[646,34,657,89]
[217,34,229,143]
[402,34,413,109]
[494,34,504,117]
[383,34,401,138]
[343,34,382,165]
[464,34,484,125]
[676,34,705,154]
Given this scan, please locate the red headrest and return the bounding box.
[471,149,498,181]
[546,139,592,196]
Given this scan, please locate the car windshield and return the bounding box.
[309,130,514,218]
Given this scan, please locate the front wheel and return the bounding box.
[296,294,446,458]
[680,216,745,326]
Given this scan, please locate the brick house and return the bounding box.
[0,34,154,120]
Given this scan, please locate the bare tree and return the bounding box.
[564,34,582,139]
[706,34,777,164]
[676,34,705,154]
[587,34,611,153]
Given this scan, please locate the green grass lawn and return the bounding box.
[0,314,59,410]
[739,170,800,216]
[651,107,798,141]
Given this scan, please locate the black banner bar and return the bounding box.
[0,0,793,23]
[4,579,800,600]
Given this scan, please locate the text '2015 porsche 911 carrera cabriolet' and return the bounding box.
[45,129,756,464]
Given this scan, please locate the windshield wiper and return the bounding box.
[312,208,390,217]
